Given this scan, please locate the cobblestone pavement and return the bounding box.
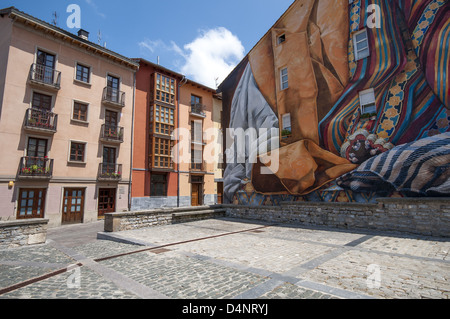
[0,217,449,300]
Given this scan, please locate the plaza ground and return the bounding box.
[0,217,448,301]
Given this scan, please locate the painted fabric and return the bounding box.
[337,132,450,196]
[321,0,450,163]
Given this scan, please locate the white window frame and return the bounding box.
[280,67,289,90]
[359,88,377,116]
[353,28,370,61]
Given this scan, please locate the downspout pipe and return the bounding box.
[177,76,188,207]
[128,70,136,211]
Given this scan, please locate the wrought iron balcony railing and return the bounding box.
[102,87,125,107]
[190,160,207,172]
[24,108,58,133]
[18,156,53,179]
[98,163,122,181]
[28,63,61,90]
[100,124,124,143]
[190,103,206,117]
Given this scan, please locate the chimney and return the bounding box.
[78,29,89,40]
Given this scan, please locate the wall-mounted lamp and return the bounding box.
[8,181,14,189]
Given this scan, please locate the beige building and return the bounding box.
[0,7,139,227]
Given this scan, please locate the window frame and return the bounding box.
[31,90,53,111]
[150,173,168,197]
[71,100,89,123]
[68,140,87,163]
[17,188,46,219]
[152,137,173,169]
[155,73,176,105]
[75,63,91,84]
[277,34,286,45]
[359,88,377,117]
[353,28,370,61]
[280,67,289,90]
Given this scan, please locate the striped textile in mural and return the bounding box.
[336,133,450,196]
[319,0,450,159]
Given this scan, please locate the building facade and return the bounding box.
[131,59,223,210]
[219,0,450,205]
[0,7,138,227]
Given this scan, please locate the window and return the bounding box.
[17,189,46,219]
[151,174,167,197]
[72,102,88,122]
[353,29,370,60]
[191,120,203,143]
[280,68,288,90]
[153,104,174,136]
[155,73,175,105]
[153,137,173,169]
[281,113,292,137]
[32,92,52,111]
[70,142,86,162]
[359,88,377,117]
[191,146,203,170]
[76,63,90,83]
[277,34,286,45]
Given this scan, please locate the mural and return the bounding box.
[220,0,450,205]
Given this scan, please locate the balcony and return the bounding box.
[102,87,125,108]
[24,108,58,134]
[100,124,124,144]
[28,63,61,91]
[190,103,206,118]
[98,163,122,181]
[18,156,53,180]
[190,160,207,172]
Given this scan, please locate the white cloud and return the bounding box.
[139,27,245,88]
[177,27,245,88]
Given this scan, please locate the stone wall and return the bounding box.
[0,219,49,248]
[104,206,226,232]
[224,198,450,237]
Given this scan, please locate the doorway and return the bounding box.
[190,175,203,207]
[217,182,223,204]
[98,188,116,218]
[62,188,85,224]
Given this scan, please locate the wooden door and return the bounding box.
[191,183,200,206]
[105,110,119,136]
[26,137,48,169]
[36,50,55,84]
[107,75,120,103]
[27,138,48,158]
[217,182,223,204]
[98,188,116,218]
[62,188,85,224]
[102,147,116,173]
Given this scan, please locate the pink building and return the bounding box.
[0,7,139,227]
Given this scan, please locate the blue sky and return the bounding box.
[3,0,294,87]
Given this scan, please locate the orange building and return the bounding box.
[131,59,223,210]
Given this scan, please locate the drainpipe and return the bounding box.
[128,71,136,211]
[177,76,187,207]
